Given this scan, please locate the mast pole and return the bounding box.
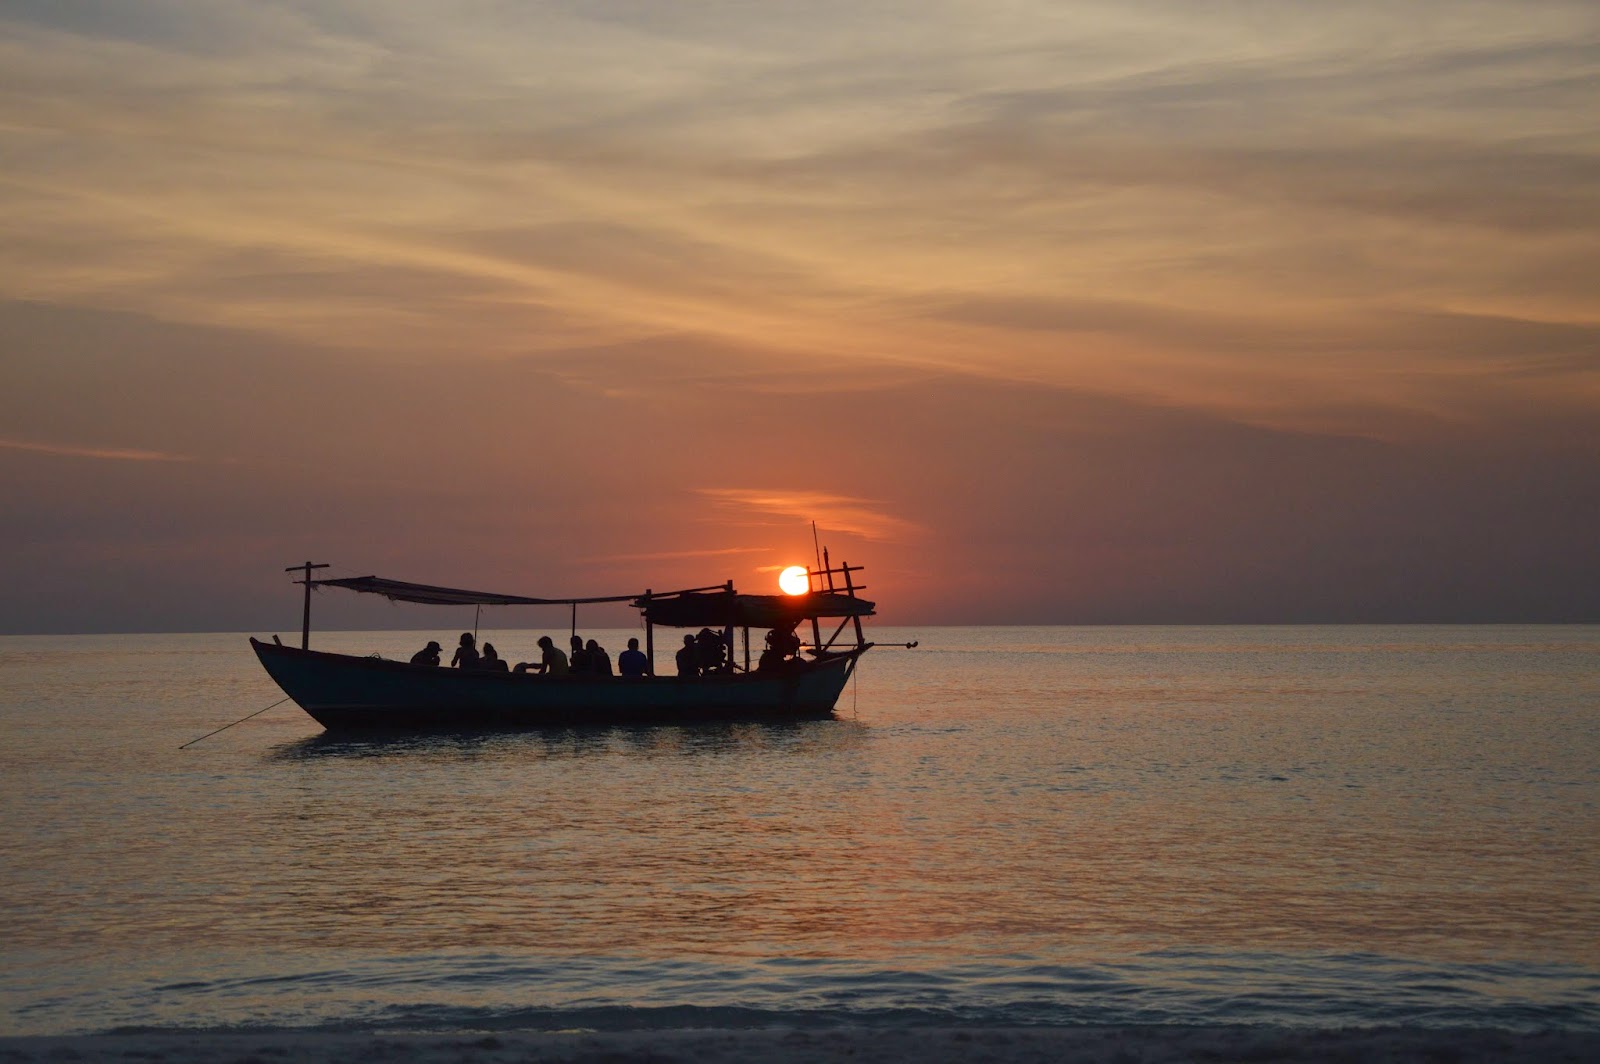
[722,579,735,673]
[644,589,654,676]
[286,561,330,650]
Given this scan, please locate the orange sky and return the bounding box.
[1,2,1597,632]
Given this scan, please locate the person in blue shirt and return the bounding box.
[618,637,649,677]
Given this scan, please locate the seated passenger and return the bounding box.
[618,637,648,678]
[586,639,613,677]
[568,634,591,675]
[696,627,727,674]
[480,642,509,673]
[770,624,801,658]
[409,640,442,667]
[676,634,700,677]
[758,624,801,671]
[515,635,569,676]
[450,632,480,670]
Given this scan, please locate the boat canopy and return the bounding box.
[311,575,643,607]
[637,591,874,629]
[311,574,874,629]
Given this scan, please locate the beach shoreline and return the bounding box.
[4,1026,1599,1063]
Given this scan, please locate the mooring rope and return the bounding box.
[178,696,291,750]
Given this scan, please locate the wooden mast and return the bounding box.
[643,588,654,675]
[286,561,330,650]
[722,579,735,673]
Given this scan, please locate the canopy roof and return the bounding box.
[637,591,875,629]
[311,575,642,607]
[311,575,874,627]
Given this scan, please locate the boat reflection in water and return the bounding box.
[254,558,896,732]
[268,718,869,763]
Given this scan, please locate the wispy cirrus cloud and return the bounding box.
[698,488,921,542]
[0,437,195,462]
[585,545,771,564]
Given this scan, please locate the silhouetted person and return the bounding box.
[481,642,508,673]
[586,639,613,677]
[676,634,699,677]
[758,624,802,671]
[451,632,479,669]
[568,634,590,675]
[696,627,727,674]
[410,640,442,666]
[515,635,569,676]
[618,637,648,678]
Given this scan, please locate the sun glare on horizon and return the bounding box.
[778,565,810,596]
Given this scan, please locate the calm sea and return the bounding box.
[2,625,1597,1036]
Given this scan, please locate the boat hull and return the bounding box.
[251,638,863,730]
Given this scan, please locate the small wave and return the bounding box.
[21,951,1597,1038]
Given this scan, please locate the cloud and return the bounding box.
[697,488,922,542]
[586,545,771,563]
[0,437,196,462]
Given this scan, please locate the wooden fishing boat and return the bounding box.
[252,560,881,731]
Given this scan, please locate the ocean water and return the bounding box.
[1,625,1597,1036]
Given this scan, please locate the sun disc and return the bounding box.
[778,565,810,596]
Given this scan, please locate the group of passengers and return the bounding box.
[674,627,730,677]
[409,632,650,678]
[406,634,508,671]
[671,623,803,676]
[411,625,803,677]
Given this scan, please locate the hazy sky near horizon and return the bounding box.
[2,0,1597,633]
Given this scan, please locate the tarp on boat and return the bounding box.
[311,575,874,627]
[637,591,874,629]
[311,575,641,607]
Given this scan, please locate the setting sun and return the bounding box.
[778,565,810,596]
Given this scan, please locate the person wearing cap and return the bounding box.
[409,640,442,666]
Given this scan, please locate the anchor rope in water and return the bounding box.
[178,696,291,750]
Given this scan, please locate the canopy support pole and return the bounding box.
[644,590,654,675]
[287,561,329,650]
[723,580,735,673]
[843,561,866,648]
